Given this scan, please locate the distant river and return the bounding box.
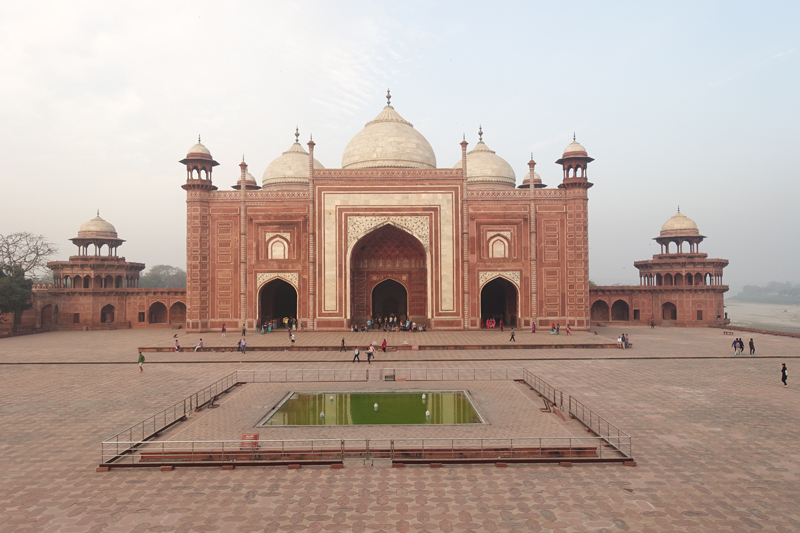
[725,301,800,333]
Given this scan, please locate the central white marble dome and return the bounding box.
[341,105,436,169]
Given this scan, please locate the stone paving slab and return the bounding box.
[0,328,799,531]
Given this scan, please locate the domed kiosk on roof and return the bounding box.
[70,212,124,256]
[452,127,516,189]
[660,210,700,236]
[341,91,436,170]
[262,129,325,190]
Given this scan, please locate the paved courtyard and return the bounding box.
[1,326,799,532]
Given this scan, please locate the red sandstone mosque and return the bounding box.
[3,93,729,333]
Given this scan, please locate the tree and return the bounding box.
[0,232,58,278]
[139,265,187,288]
[0,267,33,333]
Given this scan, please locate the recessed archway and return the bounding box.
[371,279,408,320]
[591,300,610,322]
[611,300,630,321]
[662,302,677,321]
[350,224,427,326]
[100,304,115,323]
[148,302,167,324]
[259,278,298,328]
[41,304,54,326]
[169,302,186,324]
[480,277,518,327]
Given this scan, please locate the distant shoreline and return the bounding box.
[725,301,800,334]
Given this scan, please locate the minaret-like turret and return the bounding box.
[180,136,219,191]
[556,134,594,190]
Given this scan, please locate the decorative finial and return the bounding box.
[386,89,391,106]
[678,205,680,213]
[198,134,201,143]
[531,152,534,160]
[310,133,313,141]
[463,133,465,140]
[478,125,483,142]
[97,209,99,217]
[242,154,245,162]
[295,127,299,143]
[573,132,576,142]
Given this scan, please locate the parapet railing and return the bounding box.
[102,436,630,467]
[100,367,632,466]
[522,368,631,458]
[101,370,239,463]
[236,368,369,383]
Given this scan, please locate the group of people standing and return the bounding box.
[348,338,388,364]
[353,316,425,332]
[731,337,755,356]
[616,333,630,349]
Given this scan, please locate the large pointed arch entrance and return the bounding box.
[349,224,427,326]
[480,277,518,327]
[259,278,298,328]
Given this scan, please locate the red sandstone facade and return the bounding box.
[0,215,186,334]
[180,99,595,332]
[589,210,729,327]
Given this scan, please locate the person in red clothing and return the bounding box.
[381,339,387,353]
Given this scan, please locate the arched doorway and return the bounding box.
[169,302,186,324]
[662,302,677,321]
[611,300,630,321]
[149,302,167,324]
[100,304,115,323]
[259,278,298,328]
[371,279,407,320]
[480,277,518,327]
[350,224,427,326]
[41,304,53,326]
[591,300,610,322]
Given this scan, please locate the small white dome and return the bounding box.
[187,142,211,156]
[562,140,587,156]
[342,105,436,169]
[262,142,325,189]
[77,215,118,239]
[452,140,516,189]
[660,211,699,235]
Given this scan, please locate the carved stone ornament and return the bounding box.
[264,232,291,242]
[488,231,512,242]
[347,216,430,252]
[479,270,520,288]
[256,272,299,289]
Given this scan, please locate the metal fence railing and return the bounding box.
[100,367,632,467]
[101,371,239,463]
[102,436,629,466]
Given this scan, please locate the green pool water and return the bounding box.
[261,391,481,426]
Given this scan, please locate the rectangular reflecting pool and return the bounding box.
[260,391,482,426]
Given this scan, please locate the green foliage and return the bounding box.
[139,265,187,288]
[0,267,33,331]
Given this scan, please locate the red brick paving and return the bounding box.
[0,326,799,531]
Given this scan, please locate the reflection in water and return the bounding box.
[262,391,480,426]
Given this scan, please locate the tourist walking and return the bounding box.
[290,333,295,344]
[509,328,515,342]
[731,338,739,356]
[194,338,203,352]
[241,338,247,354]
[500,319,504,332]
[367,345,374,364]
[532,322,536,333]
[566,324,571,335]
[556,324,560,335]
[749,338,755,355]
[241,324,246,336]
[221,323,226,337]
[352,347,361,363]
[340,338,346,352]
[781,363,788,387]
[650,319,655,329]
[381,339,387,353]
[138,351,145,373]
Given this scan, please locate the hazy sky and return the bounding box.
[1,1,798,293]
